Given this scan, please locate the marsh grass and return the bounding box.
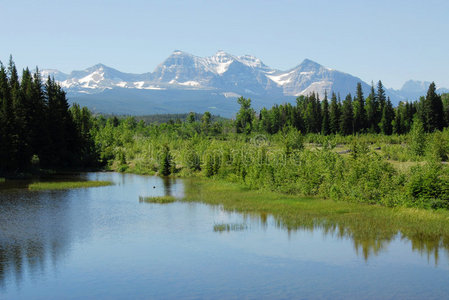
[183,179,449,260]
[213,223,247,232]
[139,195,176,204]
[29,181,112,190]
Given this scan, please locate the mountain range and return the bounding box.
[41,50,449,117]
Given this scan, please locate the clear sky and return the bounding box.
[2,0,448,89]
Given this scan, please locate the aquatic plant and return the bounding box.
[139,195,176,204]
[28,181,112,190]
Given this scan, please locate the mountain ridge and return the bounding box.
[40,51,448,117]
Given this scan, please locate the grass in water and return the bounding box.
[139,195,176,204]
[183,179,449,261]
[29,181,112,190]
[213,223,247,232]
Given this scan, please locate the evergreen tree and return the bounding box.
[380,97,394,135]
[377,80,386,128]
[235,97,254,134]
[340,93,354,135]
[313,93,322,133]
[304,100,316,133]
[187,112,195,123]
[271,104,282,133]
[409,116,426,156]
[201,111,211,133]
[329,92,340,134]
[0,63,12,172]
[259,108,272,134]
[422,82,445,132]
[0,57,98,174]
[159,144,172,176]
[321,91,330,135]
[353,82,367,133]
[365,83,379,133]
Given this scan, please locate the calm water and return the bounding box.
[0,173,448,299]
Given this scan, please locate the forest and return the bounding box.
[2,59,449,210]
[0,58,97,173]
[91,81,449,210]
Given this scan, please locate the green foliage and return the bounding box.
[420,82,445,132]
[406,163,449,209]
[408,116,426,157]
[235,97,255,134]
[0,58,99,174]
[204,149,221,177]
[28,181,112,190]
[321,92,330,135]
[283,126,304,155]
[426,130,449,161]
[340,93,354,135]
[159,144,173,176]
[185,149,201,172]
[354,82,367,132]
[139,195,176,204]
[329,92,341,134]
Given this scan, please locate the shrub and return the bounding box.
[406,162,449,208]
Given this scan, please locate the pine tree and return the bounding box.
[340,93,354,135]
[0,63,12,172]
[377,80,386,129]
[187,112,195,123]
[380,98,394,135]
[329,92,340,134]
[304,100,316,134]
[409,116,426,156]
[159,144,172,176]
[201,111,211,133]
[313,93,322,133]
[321,91,330,135]
[270,104,281,133]
[365,83,379,133]
[353,82,367,133]
[422,82,445,132]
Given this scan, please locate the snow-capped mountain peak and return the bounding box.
[41,50,448,113]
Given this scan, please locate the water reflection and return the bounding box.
[0,189,75,289]
[182,180,449,264]
[1,173,449,299]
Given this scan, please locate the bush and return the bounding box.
[406,162,449,208]
[408,117,426,157]
[426,130,449,161]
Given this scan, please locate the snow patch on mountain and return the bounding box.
[42,50,448,108]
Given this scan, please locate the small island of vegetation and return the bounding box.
[139,195,176,204]
[28,181,112,190]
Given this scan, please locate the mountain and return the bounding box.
[390,80,449,101]
[266,59,372,98]
[42,51,448,117]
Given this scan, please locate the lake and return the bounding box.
[1,172,448,299]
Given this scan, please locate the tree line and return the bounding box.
[0,58,97,174]
[236,81,448,136]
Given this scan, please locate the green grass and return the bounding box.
[0,177,5,183]
[28,181,112,190]
[182,179,449,260]
[139,195,176,204]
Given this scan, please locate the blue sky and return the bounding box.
[2,0,449,89]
